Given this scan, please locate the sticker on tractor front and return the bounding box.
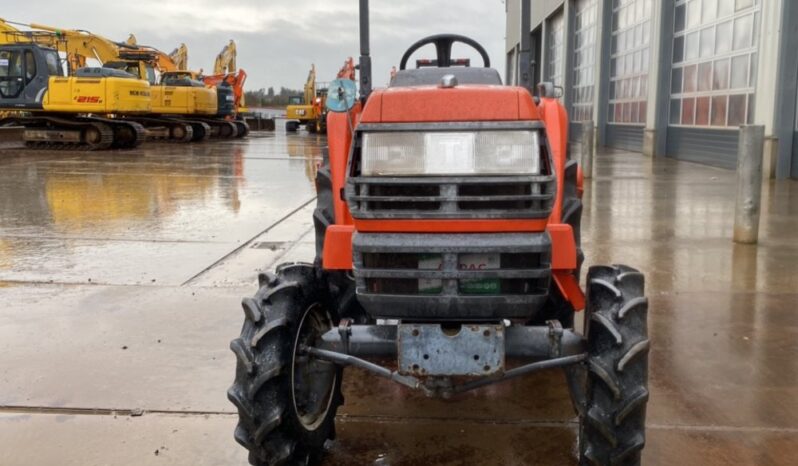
[459,254,500,294]
[418,254,443,294]
[416,253,501,294]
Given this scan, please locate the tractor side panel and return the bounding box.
[326,105,361,226]
[540,97,569,224]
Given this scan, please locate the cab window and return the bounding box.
[0,50,25,97]
[44,50,62,76]
[24,50,36,82]
[146,67,157,85]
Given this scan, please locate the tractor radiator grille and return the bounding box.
[345,175,556,220]
[352,233,552,320]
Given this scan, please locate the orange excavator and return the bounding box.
[201,40,248,117]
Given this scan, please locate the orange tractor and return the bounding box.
[228,1,650,465]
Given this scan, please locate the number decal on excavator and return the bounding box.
[75,96,102,103]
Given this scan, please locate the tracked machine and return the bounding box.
[200,40,250,136]
[285,64,327,134]
[0,19,149,150]
[228,1,650,465]
[8,20,245,142]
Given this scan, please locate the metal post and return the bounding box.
[733,125,765,244]
[580,121,595,179]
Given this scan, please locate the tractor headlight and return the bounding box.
[361,130,541,176]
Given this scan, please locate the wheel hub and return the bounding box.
[292,303,337,430]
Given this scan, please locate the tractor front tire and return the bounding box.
[312,148,334,263]
[580,265,650,466]
[285,121,299,132]
[228,263,343,466]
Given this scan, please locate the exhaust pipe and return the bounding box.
[359,0,372,100]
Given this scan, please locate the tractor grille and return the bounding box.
[346,175,555,219]
[353,232,551,320]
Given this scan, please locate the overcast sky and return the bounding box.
[8,0,507,90]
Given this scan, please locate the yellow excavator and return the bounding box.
[12,20,245,141]
[29,21,246,141]
[160,40,250,135]
[285,64,327,133]
[0,18,150,149]
[116,40,248,138]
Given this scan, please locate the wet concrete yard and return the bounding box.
[0,126,797,465]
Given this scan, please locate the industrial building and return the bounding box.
[505,0,798,179]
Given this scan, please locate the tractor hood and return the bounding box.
[359,85,541,123]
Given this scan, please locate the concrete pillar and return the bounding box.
[644,0,667,158]
[733,126,765,244]
[580,122,595,179]
[753,0,783,180]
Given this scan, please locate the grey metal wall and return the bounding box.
[775,0,798,179]
[606,125,645,151]
[665,127,738,169]
[506,0,566,53]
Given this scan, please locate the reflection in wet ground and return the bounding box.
[0,128,324,285]
[0,137,797,465]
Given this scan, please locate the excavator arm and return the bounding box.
[336,57,356,80]
[27,21,126,66]
[169,43,188,71]
[213,40,236,74]
[304,65,316,106]
[202,69,247,112]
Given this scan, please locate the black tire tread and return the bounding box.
[313,152,334,263]
[580,265,649,466]
[228,264,342,466]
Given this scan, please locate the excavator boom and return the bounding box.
[213,40,236,75]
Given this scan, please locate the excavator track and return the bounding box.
[124,117,195,143]
[195,119,239,139]
[233,120,250,138]
[2,116,114,151]
[180,120,212,142]
[84,116,147,149]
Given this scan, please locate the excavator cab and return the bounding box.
[160,70,205,87]
[104,60,157,84]
[0,43,150,114]
[0,44,62,108]
[0,42,150,150]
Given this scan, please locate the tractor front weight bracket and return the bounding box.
[303,322,588,398]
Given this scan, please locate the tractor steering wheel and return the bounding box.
[399,34,490,70]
